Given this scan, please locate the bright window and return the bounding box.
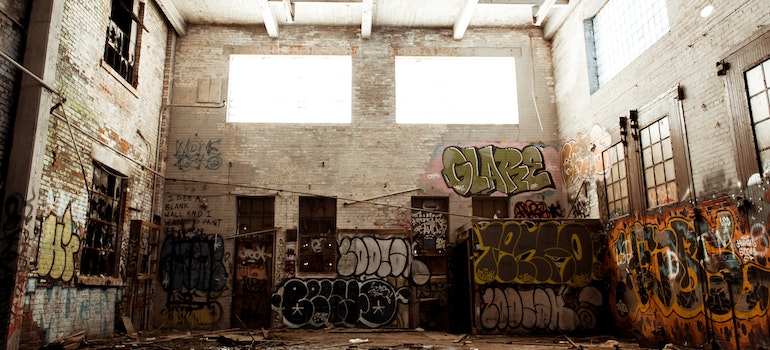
[602,142,629,218]
[641,116,677,208]
[591,0,669,86]
[395,56,518,124]
[227,55,352,123]
[745,58,770,174]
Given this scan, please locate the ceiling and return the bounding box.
[155,0,573,39]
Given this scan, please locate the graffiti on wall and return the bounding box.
[561,124,611,191]
[32,287,121,343]
[479,285,603,333]
[411,211,447,251]
[337,236,431,286]
[1,192,36,344]
[38,205,81,282]
[159,228,228,326]
[163,194,222,228]
[473,221,601,286]
[271,278,410,328]
[513,200,553,219]
[173,138,223,171]
[607,198,770,348]
[441,145,555,197]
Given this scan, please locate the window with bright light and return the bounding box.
[227,55,352,123]
[395,56,518,124]
[602,142,629,218]
[745,58,770,174]
[641,116,677,208]
[591,0,669,87]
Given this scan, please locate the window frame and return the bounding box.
[103,0,144,88]
[602,142,630,219]
[237,196,276,235]
[584,0,670,91]
[601,86,693,218]
[723,29,770,182]
[297,196,337,275]
[79,161,128,285]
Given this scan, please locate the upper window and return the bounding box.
[237,197,275,234]
[590,0,669,87]
[104,0,143,87]
[298,197,337,274]
[81,162,127,278]
[602,142,629,218]
[395,56,518,124]
[227,55,352,123]
[640,116,677,208]
[745,58,770,174]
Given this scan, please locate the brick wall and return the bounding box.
[158,25,565,329]
[11,0,170,346]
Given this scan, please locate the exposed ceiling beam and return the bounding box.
[154,0,187,36]
[453,0,479,40]
[533,0,557,25]
[283,0,295,22]
[269,0,362,2]
[258,0,279,37]
[478,0,567,4]
[361,0,373,38]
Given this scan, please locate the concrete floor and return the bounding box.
[74,329,653,350]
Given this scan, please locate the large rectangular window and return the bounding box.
[103,0,143,87]
[81,162,127,277]
[590,0,669,87]
[395,56,518,124]
[745,58,770,174]
[641,116,677,208]
[237,197,275,234]
[227,55,352,123]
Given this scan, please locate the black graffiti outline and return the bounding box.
[337,236,431,285]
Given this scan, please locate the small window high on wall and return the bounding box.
[227,55,352,123]
[588,0,669,89]
[395,56,518,124]
[103,0,143,87]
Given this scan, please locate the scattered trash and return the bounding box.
[349,338,370,344]
[414,327,425,332]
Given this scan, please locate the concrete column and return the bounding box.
[0,0,63,349]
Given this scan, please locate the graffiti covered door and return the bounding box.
[233,234,274,329]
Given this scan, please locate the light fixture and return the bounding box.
[700,5,714,18]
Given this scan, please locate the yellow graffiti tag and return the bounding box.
[38,205,81,282]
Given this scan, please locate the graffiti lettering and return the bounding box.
[32,287,121,343]
[411,211,447,250]
[473,221,599,286]
[38,205,81,282]
[513,200,553,219]
[159,230,228,326]
[337,236,431,285]
[479,285,603,333]
[442,145,555,197]
[173,138,223,171]
[271,278,410,328]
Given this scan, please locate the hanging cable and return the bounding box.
[52,92,91,191]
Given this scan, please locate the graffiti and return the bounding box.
[1,191,36,344]
[479,285,603,332]
[561,124,611,191]
[32,287,122,343]
[337,236,431,285]
[473,221,600,286]
[38,205,81,282]
[271,278,410,328]
[607,198,770,349]
[411,211,447,250]
[442,145,555,197]
[159,229,228,326]
[163,194,221,228]
[173,138,223,171]
[513,200,552,219]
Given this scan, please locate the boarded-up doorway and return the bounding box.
[233,197,275,329]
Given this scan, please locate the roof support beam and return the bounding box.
[478,0,567,4]
[258,0,279,37]
[155,0,187,36]
[361,0,373,38]
[283,0,295,22]
[453,0,478,40]
[533,0,556,25]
